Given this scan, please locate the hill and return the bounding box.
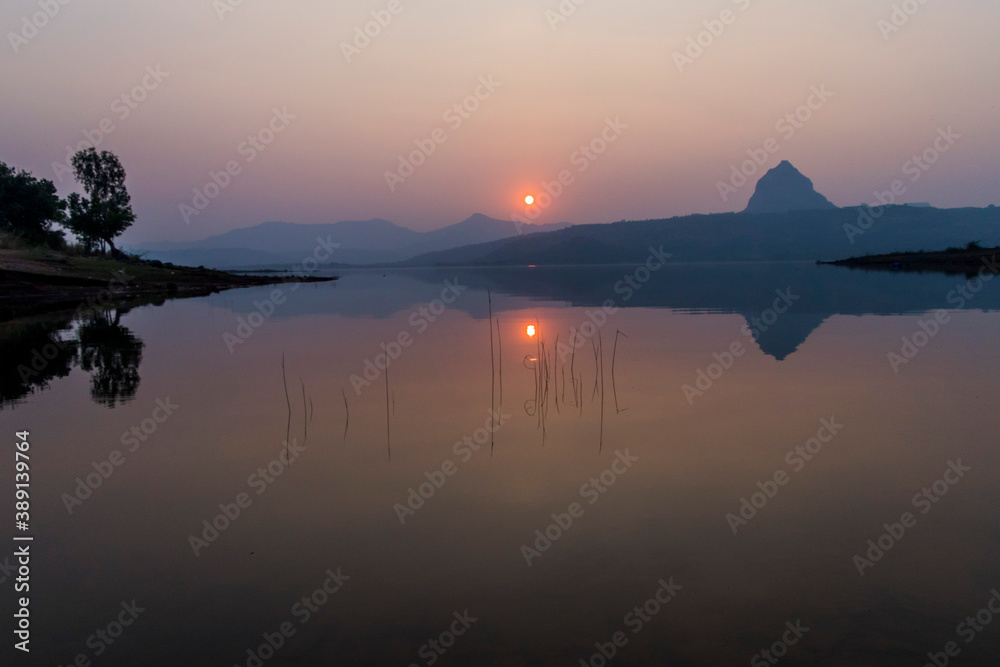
[135,214,568,268]
[744,160,837,214]
[0,232,332,321]
[401,206,1000,266]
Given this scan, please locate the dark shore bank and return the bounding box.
[821,246,1000,277]
[0,244,334,321]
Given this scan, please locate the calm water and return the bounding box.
[3,263,1000,666]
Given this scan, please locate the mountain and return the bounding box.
[134,164,995,269]
[744,161,837,214]
[400,214,569,258]
[137,218,419,266]
[134,215,569,268]
[400,163,997,266]
[402,206,1000,266]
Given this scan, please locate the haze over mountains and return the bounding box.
[403,163,999,265]
[136,214,568,267]
[136,162,999,269]
[404,206,1000,266]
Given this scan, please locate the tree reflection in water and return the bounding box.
[1,306,144,410]
[77,307,144,408]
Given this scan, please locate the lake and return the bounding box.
[4,262,1000,666]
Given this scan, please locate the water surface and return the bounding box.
[3,263,1000,666]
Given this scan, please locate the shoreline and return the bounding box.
[820,247,1000,277]
[0,250,336,322]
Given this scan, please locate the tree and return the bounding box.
[66,148,135,256]
[0,161,66,246]
[65,193,102,253]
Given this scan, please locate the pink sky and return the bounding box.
[1,0,998,243]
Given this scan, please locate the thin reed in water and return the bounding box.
[488,289,495,452]
[612,329,628,414]
[341,388,349,442]
[384,341,391,462]
[281,354,291,461]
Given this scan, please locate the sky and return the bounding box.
[1,0,998,244]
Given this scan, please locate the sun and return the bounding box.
[526,324,536,338]
[524,195,535,206]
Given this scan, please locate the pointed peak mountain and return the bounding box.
[744,161,837,214]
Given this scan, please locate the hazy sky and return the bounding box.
[2,0,998,243]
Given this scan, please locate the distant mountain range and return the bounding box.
[134,214,569,268]
[402,163,999,265]
[402,206,1000,266]
[135,163,999,268]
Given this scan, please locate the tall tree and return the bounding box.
[0,161,66,246]
[66,149,136,256]
[65,193,102,253]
